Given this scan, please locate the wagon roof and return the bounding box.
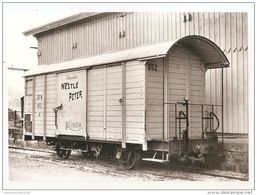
[24,35,229,77]
[23,12,102,36]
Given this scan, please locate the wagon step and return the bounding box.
[59,147,88,153]
[141,158,170,163]
[141,151,170,163]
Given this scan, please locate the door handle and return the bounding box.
[53,104,63,126]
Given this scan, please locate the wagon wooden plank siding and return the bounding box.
[23,12,248,135]
[46,74,57,137]
[125,61,146,144]
[87,67,105,140]
[34,75,45,137]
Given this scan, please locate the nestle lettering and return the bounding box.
[61,82,79,90]
[60,81,83,101]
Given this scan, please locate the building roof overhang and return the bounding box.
[23,12,102,36]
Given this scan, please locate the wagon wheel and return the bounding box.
[118,149,139,170]
[56,144,71,160]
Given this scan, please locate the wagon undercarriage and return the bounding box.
[53,99,223,170]
[53,134,221,170]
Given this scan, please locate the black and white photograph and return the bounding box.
[1,1,255,194]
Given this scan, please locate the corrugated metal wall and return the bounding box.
[35,12,248,134]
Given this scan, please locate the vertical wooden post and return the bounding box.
[85,69,88,139]
[164,56,169,140]
[22,79,26,141]
[186,49,190,100]
[221,68,224,147]
[186,49,191,137]
[175,104,177,139]
[201,105,204,140]
[32,76,36,140]
[143,61,148,151]
[43,74,47,141]
[121,62,126,148]
[162,58,165,160]
[103,66,107,140]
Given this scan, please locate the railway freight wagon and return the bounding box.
[24,35,229,169]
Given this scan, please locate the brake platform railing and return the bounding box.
[165,99,224,156]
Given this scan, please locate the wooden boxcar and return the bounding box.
[23,12,248,136]
[24,35,229,169]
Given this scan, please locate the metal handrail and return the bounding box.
[165,102,222,107]
[210,112,220,133]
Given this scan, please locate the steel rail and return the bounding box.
[9,146,248,181]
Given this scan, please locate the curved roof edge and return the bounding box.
[24,35,229,77]
[176,35,230,69]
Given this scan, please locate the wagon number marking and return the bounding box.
[147,63,158,71]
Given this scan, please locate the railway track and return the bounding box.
[8,145,248,181]
[9,145,55,154]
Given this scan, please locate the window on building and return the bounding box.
[25,79,33,95]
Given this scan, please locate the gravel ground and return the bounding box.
[8,148,244,185]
